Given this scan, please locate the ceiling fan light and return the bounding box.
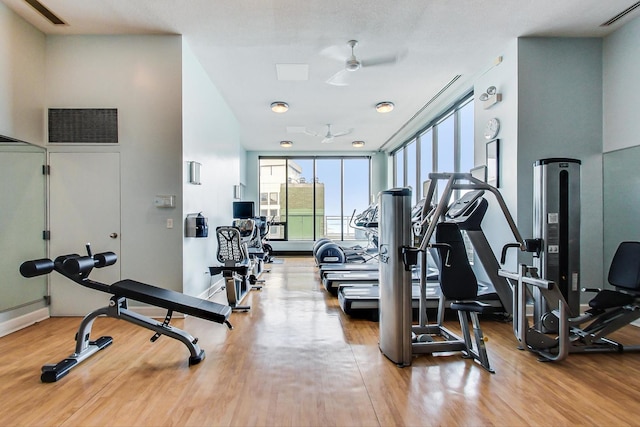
[376,102,394,113]
[352,140,365,148]
[271,102,289,113]
[279,140,293,148]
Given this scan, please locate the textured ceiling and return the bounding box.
[3,0,638,152]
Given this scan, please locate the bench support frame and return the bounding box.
[41,296,205,383]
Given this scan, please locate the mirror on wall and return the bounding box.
[603,146,640,282]
[0,135,47,313]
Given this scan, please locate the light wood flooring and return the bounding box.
[2,256,640,426]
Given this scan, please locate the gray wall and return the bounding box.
[517,37,604,289]
[602,15,640,274]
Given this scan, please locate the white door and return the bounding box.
[49,152,121,316]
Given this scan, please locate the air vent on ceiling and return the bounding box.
[24,0,66,25]
[600,1,640,26]
[48,109,118,144]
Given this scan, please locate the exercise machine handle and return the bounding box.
[500,243,521,265]
[20,258,55,278]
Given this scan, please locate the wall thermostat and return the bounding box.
[154,195,176,208]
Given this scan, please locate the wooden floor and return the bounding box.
[2,257,640,426]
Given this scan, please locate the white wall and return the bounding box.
[473,40,520,271]
[182,40,241,297]
[0,2,45,145]
[46,35,185,292]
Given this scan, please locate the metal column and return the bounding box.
[533,158,581,325]
[378,188,413,366]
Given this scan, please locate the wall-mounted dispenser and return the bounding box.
[185,213,208,238]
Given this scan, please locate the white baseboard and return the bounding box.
[0,307,50,338]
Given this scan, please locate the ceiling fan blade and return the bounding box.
[321,136,334,144]
[326,69,350,86]
[303,129,320,137]
[319,45,346,62]
[361,54,399,68]
[332,128,353,138]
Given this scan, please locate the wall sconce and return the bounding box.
[188,161,201,185]
[280,140,293,148]
[270,102,289,113]
[479,86,502,109]
[375,101,394,113]
[352,140,365,148]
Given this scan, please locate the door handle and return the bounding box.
[110,233,118,239]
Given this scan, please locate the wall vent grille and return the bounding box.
[48,109,118,144]
[24,0,66,25]
[601,1,640,26]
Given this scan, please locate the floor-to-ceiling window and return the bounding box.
[392,93,474,203]
[259,156,371,241]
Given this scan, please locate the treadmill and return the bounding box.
[337,190,505,318]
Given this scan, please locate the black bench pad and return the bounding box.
[111,279,232,324]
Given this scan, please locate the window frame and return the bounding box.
[258,156,372,241]
[392,92,474,201]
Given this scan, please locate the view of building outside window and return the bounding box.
[259,157,371,241]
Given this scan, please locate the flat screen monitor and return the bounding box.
[233,201,255,219]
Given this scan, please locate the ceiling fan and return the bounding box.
[323,40,402,86]
[305,124,353,143]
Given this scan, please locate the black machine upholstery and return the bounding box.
[111,279,232,323]
[434,222,479,302]
[216,226,249,264]
[428,221,496,372]
[589,241,640,310]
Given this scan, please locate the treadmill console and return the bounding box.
[447,190,484,219]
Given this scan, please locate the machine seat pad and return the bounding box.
[111,279,232,324]
[588,289,635,310]
[450,300,497,314]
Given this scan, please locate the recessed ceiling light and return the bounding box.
[376,102,394,113]
[352,141,365,148]
[271,102,289,113]
[280,140,293,148]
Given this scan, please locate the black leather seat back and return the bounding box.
[435,222,478,301]
[608,241,640,292]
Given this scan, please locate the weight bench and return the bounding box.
[20,245,233,383]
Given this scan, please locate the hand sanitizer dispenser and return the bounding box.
[186,213,208,238]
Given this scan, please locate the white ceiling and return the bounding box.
[3,0,638,152]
